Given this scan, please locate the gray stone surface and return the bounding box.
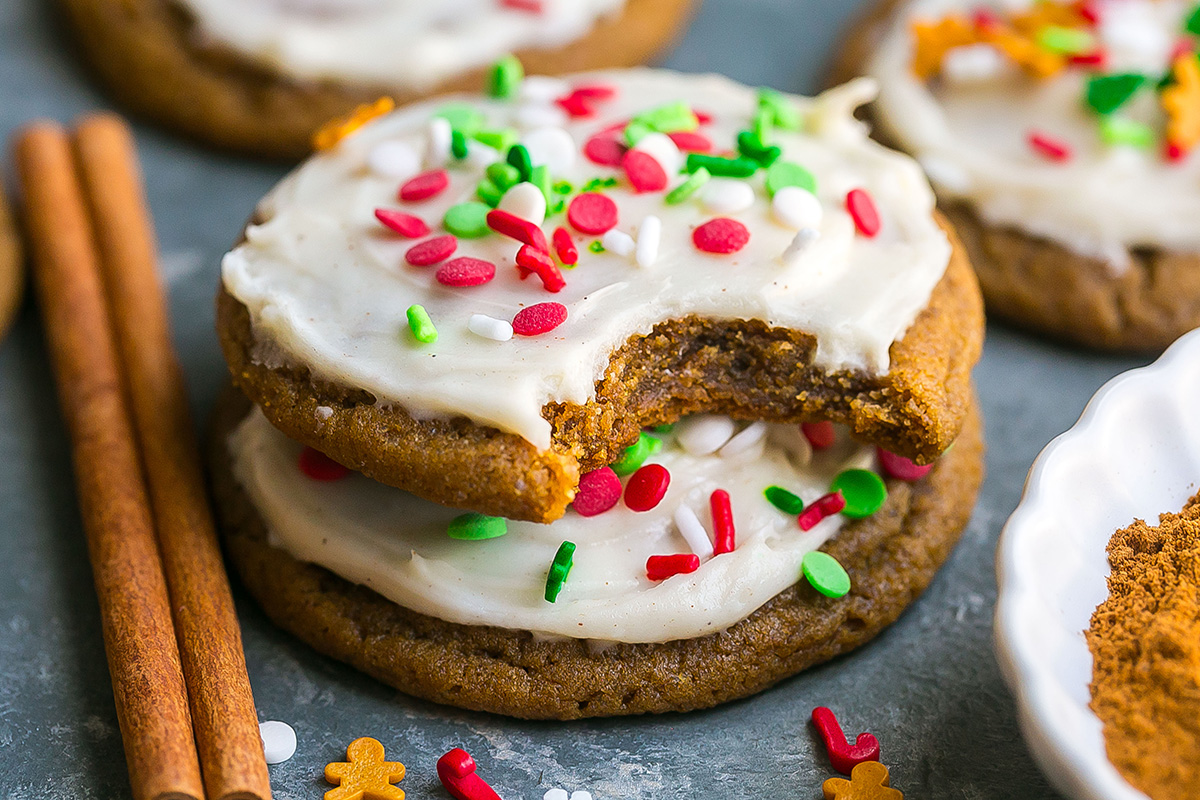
[0,0,1151,796]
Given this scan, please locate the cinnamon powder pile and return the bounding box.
[1088,491,1200,799]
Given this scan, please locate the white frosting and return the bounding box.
[231,407,881,642]
[866,0,1200,266]
[177,0,626,88]
[222,70,951,450]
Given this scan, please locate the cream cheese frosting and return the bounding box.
[177,0,626,89]
[222,69,951,451]
[231,407,880,643]
[865,0,1200,267]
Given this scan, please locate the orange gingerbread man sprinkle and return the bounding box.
[313,97,396,152]
[1163,54,1200,155]
[822,760,904,800]
[324,737,406,800]
[986,28,1066,79]
[910,16,979,80]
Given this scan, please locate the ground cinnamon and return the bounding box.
[1088,491,1200,799]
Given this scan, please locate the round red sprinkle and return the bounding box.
[512,302,567,336]
[375,209,430,238]
[573,467,623,517]
[405,235,458,266]
[624,463,670,512]
[622,149,668,193]
[845,189,881,238]
[567,192,619,235]
[584,135,627,166]
[399,169,450,202]
[1027,132,1072,163]
[692,217,750,254]
[436,257,496,287]
[646,553,700,582]
[877,447,933,482]
[667,131,713,152]
[801,421,836,450]
[552,226,578,266]
[298,447,350,481]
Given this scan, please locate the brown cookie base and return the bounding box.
[209,386,985,720]
[58,0,697,159]
[0,190,23,341]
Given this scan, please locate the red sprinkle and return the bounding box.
[710,489,736,555]
[515,244,565,293]
[298,447,350,481]
[436,257,496,287]
[556,93,594,118]
[583,134,627,166]
[437,748,502,800]
[567,192,619,235]
[1167,140,1188,163]
[571,84,617,100]
[1075,0,1101,24]
[1171,37,1195,63]
[500,0,542,11]
[801,421,836,450]
[667,131,713,152]
[693,110,714,125]
[552,226,578,266]
[374,208,430,238]
[486,208,549,252]
[646,554,700,582]
[399,169,450,202]
[405,235,458,266]
[624,464,670,512]
[798,491,846,531]
[692,217,750,254]
[971,7,1002,30]
[811,707,882,776]
[573,467,623,516]
[1069,49,1107,68]
[512,302,567,336]
[877,447,933,482]
[1028,131,1073,163]
[623,149,668,193]
[846,189,881,237]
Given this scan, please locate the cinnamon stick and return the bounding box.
[73,113,272,800]
[0,186,24,341]
[13,123,204,800]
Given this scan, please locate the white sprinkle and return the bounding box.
[425,117,453,168]
[941,43,1006,83]
[635,215,662,268]
[570,793,593,800]
[601,229,635,257]
[701,178,756,214]
[465,141,501,169]
[517,103,569,129]
[498,182,547,226]
[544,791,569,800]
[918,155,972,194]
[259,720,297,765]
[632,132,684,175]
[719,422,768,459]
[521,75,570,103]
[522,127,577,174]
[772,186,823,230]
[767,423,813,467]
[468,314,514,341]
[674,504,714,560]
[675,414,736,455]
[781,228,820,264]
[367,140,420,179]
[315,406,334,420]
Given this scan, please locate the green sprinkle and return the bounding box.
[1085,73,1146,115]
[1099,116,1155,148]
[685,153,758,177]
[450,129,469,160]
[531,164,552,206]
[830,469,887,519]
[476,178,504,207]
[624,120,655,147]
[611,432,660,476]
[507,144,533,181]
[758,88,803,130]
[736,131,782,167]
[665,167,711,204]
[406,304,438,344]
[1037,25,1095,55]
[487,54,523,99]
[583,176,620,191]
[486,162,521,192]
[588,240,606,253]
[753,107,774,144]
[550,198,566,216]
[801,551,851,598]
[435,104,485,136]
[447,512,508,540]
[552,180,574,195]
[473,128,518,153]
[1188,3,1200,36]
[631,100,699,134]
[443,202,492,238]
[544,540,576,603]
[764,485,805,515]
[765,161,817,198]
[650,423,675,433]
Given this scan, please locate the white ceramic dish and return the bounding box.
[995,328,1200,800]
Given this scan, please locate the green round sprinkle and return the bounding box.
[685,153,759,178]
[764,485,804,515]
[486,162,521,192]
[830,469,887,519]
[451,129,469,160]
[435,104,485,136]
[476,178,504,208]
[624,120,654,147]
[1100,116,1155,148]
[447,513,507,540]
[758,88,802,130]
[611,432,658,476]
[665,167,711,205]
[588,240,606,254]
[507,144,533,181]
[473,128,518,153]
[544,540,576,603]
[488,54,524,99]
[801,551,851,598]
[765,161,817,198]
[1036,25,1094,55]
[406,304,438,344]
[1086,73,1146,115]
[443,202,492,238]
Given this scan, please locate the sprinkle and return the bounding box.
[522,126,577,174]
[552,227,578,265]
[831,469,887,518]
[583,134,627,166]
[877,447,933,481]
[646,554,700,581]
[465,141,501,168]
[611,432,660,476]
[447,512,508,540]
[588,240,605,254]
[426,117,453,168]
[765,161,817,197]
[701,179,756,214]
[515,245,565,292]
[624,464,670,512]
[665,167,711,205]
[530,164,552,207]
[405,235,458,266]
[367,140,420,178]
[468,314,514,341]
[718,421,768,459]
[710,490,736,555]
[632,132,684,175]
[475,179,504,208]
[909,16,979,80]
[601,229,635,257]
[399,169,450,202]
[823,762,899,800]
[802,551,851,598]
[1099,116,1155,148]
[544,541,576,602]
[567,192,619,234]
[811,707,881,776]
[685,153,758,177]
[450,129,469,160]
[765,485,805,515]
[757,88,803,130]
[798,491,846,531]
[752,107,773,145]
[801,421,835,450]
[442,202,492,238]
[299,447,349,481]
[436,257,496,287]
[501,0,542,12]
[374,208,430,238]
[513,302,567,336]
[486,208,548,251]
[736,130,782,167]
[772,186,823,230]
[1085,73,1146,115]
[667,131,713,152]
[845,189,881,237]
[693,217,750,254]
[573,467,623,516]
[406,304,438,343]
[498,182,547,226]
[556,92,594,118]
[325,738,405,799]
[487,162,521,192]
[673,504,714,559]
[623,120,654,147]
[437,748,502,800]
[1036,25,1094,55]
[631,100,699,134]
[675,414,735,455]
[940,43,1007,83]
[1028,131,1073,162]
[623,149,669,192]
[1162,54,1200,157]
[635,215,662,268]
[435,103,485,136]
[474,128,518,153]
[506,143,533,181]
[487,54,524,99]
[259,721,297,765]
[312,97,394,151]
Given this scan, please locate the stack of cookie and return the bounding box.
[210,64,985,719]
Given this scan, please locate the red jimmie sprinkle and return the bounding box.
[486,208,549,251]
[1028,131,1073,163]
[571,84,617,100]
[971,7,1001,29]
[801,421,836,450]
[623,149,668,193]
[877,447,933,482]
[693,109,714,125]
[646,554,700,582]
[512,301,567,336]
[437,748,502,800]
[693,217,750,254]
[1069,49,1107,68]
[1171,37,1196,63]
[436,257,496,287]
[1167,140,1187,162]
[583,134,627,166]
[573,467,622,517]
[624,463,670,512]
[374,208,430,238]
[1076,0,1101,24]
[710,489,736,555]
[845,189,881,237]
[668,131,713,152]
[405,235,458,266]
[798,491,846,531]
[811,706,882,776]
[552,226,578,265]
[515,244,565,293]
[500,0,542,11]
[399,169,450,202]
[556,93,594,118]
[567,192,619,234]
[298,447,350,481]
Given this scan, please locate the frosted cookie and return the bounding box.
[216,67,983,523]
[842,0,1200,351]
[59,0,695,158]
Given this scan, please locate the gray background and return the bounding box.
[0,0,1149,797]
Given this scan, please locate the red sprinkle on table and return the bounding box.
[877,447,933,481]
[668,131,713,152]
[486,208,549,251]
[623,149,668,193]
[845,189,881,237]
[1028,131,1073,162]
[646,553,700,581]
[798,491,846,531]
[693,217,750,254]
[552,226,578,265]
[437,748,503,800]
[405,235,458,266]
[811,706,882,776]
[436,257,496,287]
[802,421,836,450]
[515,244,565,292]
[573,467,623,516]
[584,135,627,166]
[512,302,567,336]
[399,169,450,202]
[374,208,430,238]
[298,447,350,481]
[624,463,671,512]
[567,192,619,234]
[710,489,736,555]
